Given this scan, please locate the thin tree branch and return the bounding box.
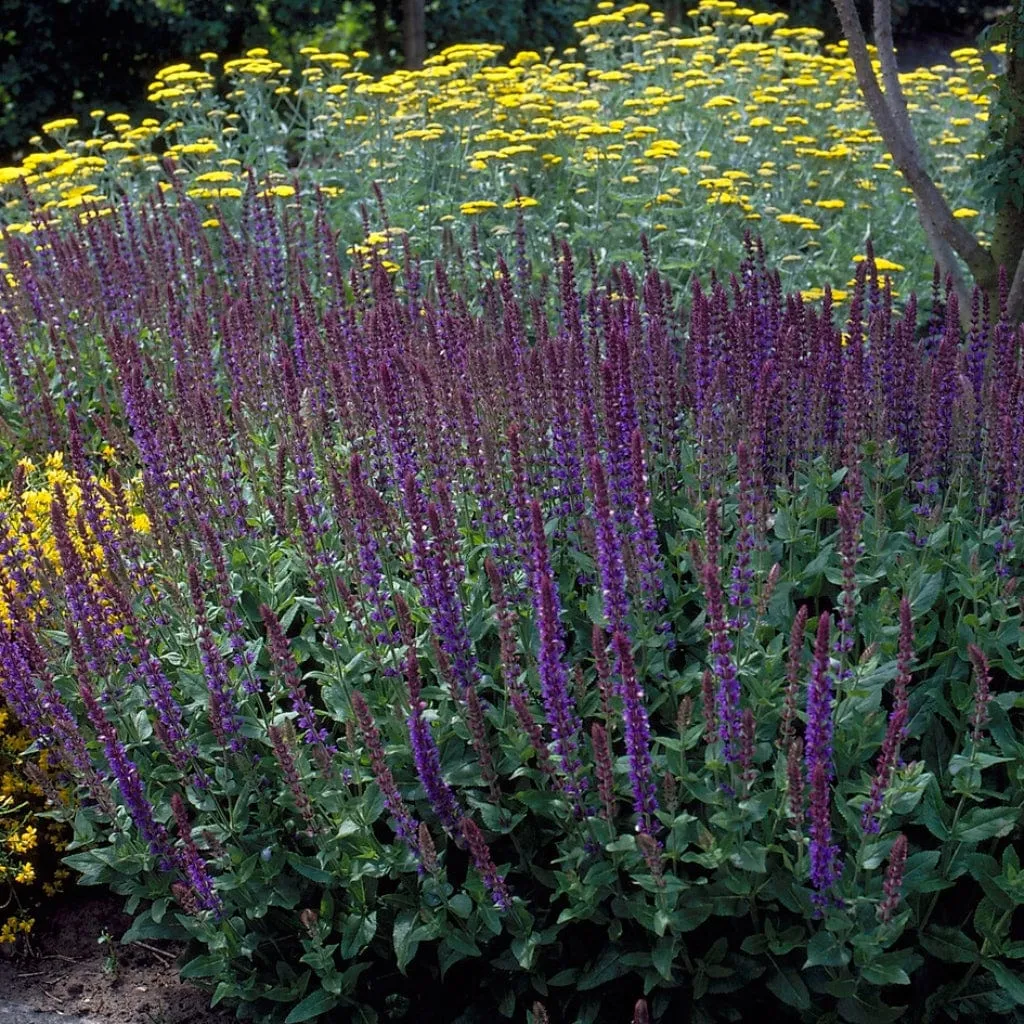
[1008,251,1024,325]
[872,0,917,152]
[832,0,996,288]
[870,0,970,316]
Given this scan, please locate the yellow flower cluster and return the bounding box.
[0,455,149,946]
[0,715,63,945]
[0,915,34,945]
[0,0,995,294]
[0,453,150,627]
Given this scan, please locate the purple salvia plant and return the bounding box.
[529,501,587,811]
[592,625,614,726]
[700,669,717,748]
[260,604,335,772]
[967,644,993,742]
[79,676,175,868]
[350,690,421,863]
[727,440,758,626]
[486,558,557,776]
[612,631,659,834]
[629,428,667,616]
[701,500,742,765]
[787,737,804,823]
[835,472,863,660]
[877,833,908,923]
[465,685,498,794]
[348,453,393,643]
[0,625,113,812]
[197,521,256,685]
[588,455,630,637]
[591,722,617,822]
[458,816,511,911]
[267,723,317,830]
[170,793,223,915]
[187,567,244,753]
[506,423,533,576]
[424,498,477,691]
[861,598,914,832]
[805,613,842,908]
[404,648,462,834]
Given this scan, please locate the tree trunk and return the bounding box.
[832,0,999,326]
[373,0,388,57]
[993,6,1024,312]
[403,0,426,70]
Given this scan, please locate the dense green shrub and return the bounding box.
[0,175,1022,1020]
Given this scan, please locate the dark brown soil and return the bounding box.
[0,891,232,1024]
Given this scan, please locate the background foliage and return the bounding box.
[0,0,993,159]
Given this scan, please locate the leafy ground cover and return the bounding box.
[0,175,1022,1020]
[0,0,998,301]
[0,2,1022,1023]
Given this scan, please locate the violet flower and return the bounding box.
[260,604,334,771]
[459,816,511,911]
[701,500,742,763]
[877,833,908,923]
[79,678,175,868]
[405,650,462,835]
[268,724,316,829]
[170,793,223,915]
[967,644,993,742]
[805,613,842,908]
[612,631,659,834]
[351,690,421,863]
[861,598,914,833]
[588,455,630,636]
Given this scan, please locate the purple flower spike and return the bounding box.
[877,833,908,923]
[701,501,742,764]
[170,793,223,916]
[862,599,914,833]
[967,644,993,741]
[459,816,511,911]
[588,455,630,636]
[79,679,175,868]
[804,613,842,908]
[260,604,334,771]
[612,631,659,834]
[351,690,421,863]
[405,650,462,835]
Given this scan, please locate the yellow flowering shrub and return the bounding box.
[0,704,67,947]
[0,456,148,948]
[0,0,994,297]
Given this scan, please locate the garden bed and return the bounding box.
[0,893,230,1024]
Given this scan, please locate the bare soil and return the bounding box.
[0,891,232,1024]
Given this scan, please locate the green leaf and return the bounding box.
[284,989,341,1023]
[837,997,906,1023]
[729,842,767,874]
[805,931,850,968]
[767,967,811,1009]
[911,571,943,615]
[652,937,676,982]
[861,960,911,986]
[984,961,1024,1005]
[920,927,978,963]
[340,912,376,959]
[774,508,797,541]
[953,807,1019,843]
[449,894,473,919]
[286,853,335,884]
[393,910,419,974]
[578,946,631,991]
[180,954,224,979]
